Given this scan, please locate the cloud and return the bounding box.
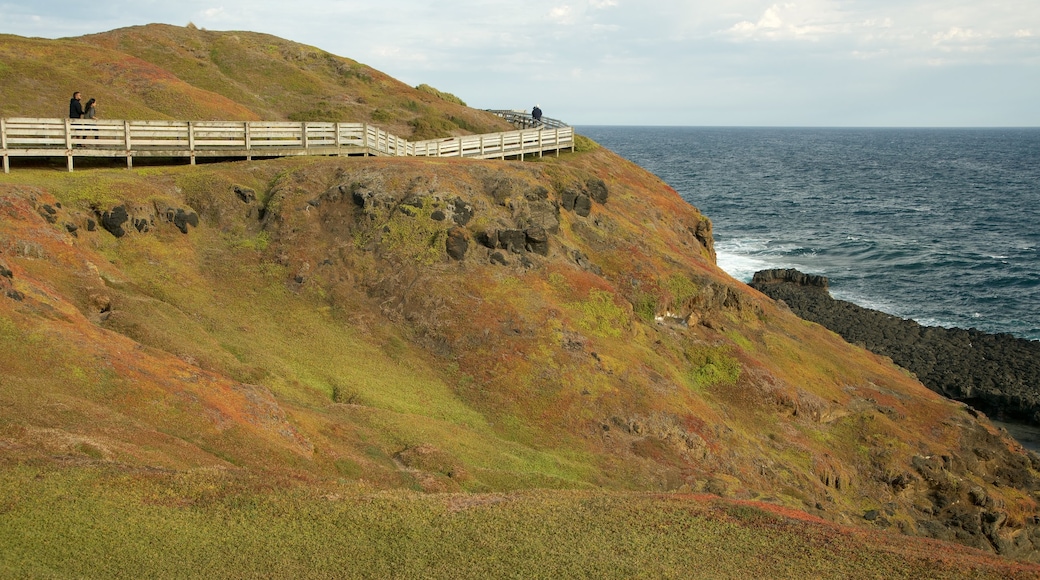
[724,2,850,42]
[548,5,574,23]
[0,0,1037,125]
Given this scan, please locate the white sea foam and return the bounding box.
[714,239,791,282]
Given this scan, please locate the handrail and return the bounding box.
[485,109,569,130]
[0,117,574,172]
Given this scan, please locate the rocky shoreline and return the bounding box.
[750,268,1040,425]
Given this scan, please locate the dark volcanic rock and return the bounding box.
[452,198,474,225]
[751,268,828,290]
[477,230,498,249]
[586,178,609,204]
[100,206,129,238]
[525,226,549,256]
[234,185,256,204]
[171,209,199,234]
[751,268,1040,423]
[445,227,468,260]
[561,187,579,212]
[498,229,526,253]
[573,194,592,217]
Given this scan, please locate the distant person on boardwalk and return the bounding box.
[69,91,83,119]
[83,98,99,140]
[532,105,542,126]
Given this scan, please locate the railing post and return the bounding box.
[188,121,196,165]
[0,118,8,174]
[245,122,252,161]
[500,133,505,160]
[335,122,342,154]
[301,122,309,150]
[538,131,544,158]
[363,123,369,155]
[64,118,74,172]
[124,120,133,169]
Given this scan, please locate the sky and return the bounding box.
[2,0,1038,126]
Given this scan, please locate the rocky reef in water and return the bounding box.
[750,268,1040,424]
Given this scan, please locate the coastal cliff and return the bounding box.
[2,24,1040,576]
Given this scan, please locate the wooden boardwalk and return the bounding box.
[0,114,573,173]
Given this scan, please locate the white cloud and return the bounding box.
[0,0,1038,125]
[549,5,574,23]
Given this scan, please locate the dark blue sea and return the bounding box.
[576,127,1040,341]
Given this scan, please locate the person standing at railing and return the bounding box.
[69,92,84,119]
[83,98,97,120]
[83,98,99,140]
[532,105,542,126]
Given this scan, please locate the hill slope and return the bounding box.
[0,23,511,139]
[2,24,1040,575]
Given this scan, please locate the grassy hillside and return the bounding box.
[2,25,1040,576]
[0,23,511,139]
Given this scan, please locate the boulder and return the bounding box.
[452,198,474,225]
[477,230,499,249]
[445,227,468,260]
[574,194,592,217]
[498,229,526,253]
[172,208,200,234]
[525,226,549,256]
[99,206,129,238]
[586,178,609,204]
[561,187,580,211]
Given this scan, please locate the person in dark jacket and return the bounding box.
[69,92,83,118]
[532,105,542,125]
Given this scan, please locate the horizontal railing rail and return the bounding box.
[0,117,574,173]
[485,109,569,130]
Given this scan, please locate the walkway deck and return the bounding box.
[0,114,573,173]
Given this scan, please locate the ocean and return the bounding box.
[576,127,1040,341]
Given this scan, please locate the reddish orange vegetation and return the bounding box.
[1,24,1039,570]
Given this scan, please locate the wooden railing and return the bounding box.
[0,117,574,172]
[485,109,569,130]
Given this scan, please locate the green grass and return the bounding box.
[576,289,629,338]
[0,465,1030,579]
[685,345,742,391]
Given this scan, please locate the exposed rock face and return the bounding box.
[445,227,469,260]
[99,205,129,238]
[96,202,199,237]
[692,217,716,264]
[750,268,1040,423]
